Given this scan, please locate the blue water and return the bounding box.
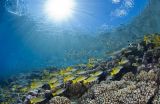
[0,0,158,78]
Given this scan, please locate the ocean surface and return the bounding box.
[0,0,160,78]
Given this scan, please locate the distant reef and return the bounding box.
[99,0,160,43]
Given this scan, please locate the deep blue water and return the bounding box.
[0,0,158,78]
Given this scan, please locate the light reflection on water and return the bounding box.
[0,0,151,77]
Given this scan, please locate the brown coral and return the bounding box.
[122,72,135,81]
[49,96,71,104]
[136,70,157,82]
[79,70,158,104]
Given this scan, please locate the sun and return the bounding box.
[44,0,75,21]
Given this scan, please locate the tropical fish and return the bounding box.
[59,70,72,76]
[11,85,20,91]
[88,58,96,64]
[66,66,73,71]
[87,63,95,68]
[59,70,67,75]
[30,81,43,89]
[110,66,123,76]
[19,87,29,93]
[77,64,86,67]
[52,88,66,96]
[49,81,63,89]
[118,58,129,65]
[106,48,126,56]
[144,35,151,45]
[30,97,45,104]
[48,78,58,84]
[63,75,75,83]
[153,35,160,46]
[73,76,87,84]
[83,76,98,84]
[90,71,103,77]
[63,72,73,76]
[76,70,87,75]
[49,72,59,77]
[132,63,139,67]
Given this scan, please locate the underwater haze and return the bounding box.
[0,0,158,78]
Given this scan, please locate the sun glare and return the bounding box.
[44,0,75,21]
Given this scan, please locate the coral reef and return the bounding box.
[49,96,71,104]
[1,34,160,104]
[80,71,158,104]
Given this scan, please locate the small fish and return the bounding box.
[110,66,123,76]
[118,58,129,65]
[63,72,73,76]
[59,70,72,76]
[59,70,67,75]
[83,76,98,84]
[73,76,87,84]
[144,35,151,45]
[49,72,59,77]
[88,58,96,64]
[66,66,73,72]
[87,63,95,68]
[106,48,126,56]
[30,81,43,89]
[70,68,77,72]
[63,75,75,83]
[50,81,63,89]
[12,85,19,91]
[30,97,45,104]
[77,64,86,67]
[48,78,58,84]
[90,71,103,77]
[19,87,29,93]
[124,50,132,54]
[52,88,66,96]
[132,63,139,67]
[66,66,77,72]
[76,70,87,75]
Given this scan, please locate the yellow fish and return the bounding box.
[144,35,151,45]
[153,35,160,46]
[50,81,63,89]
[64,75,75,83]
[30,81,43,89]
[76,70,87,75]
[77,64,86,67]
[87,63,95,68]
[66,66,73,71]
[48,78,58,84]
[59,70,67,75]
[52,88,66,96]
[83,76,98,84]
[110,66,123,76]
[132,63,139,67]
[63,72,73,76]
[118,58,129,65]
[73,76,87,84]
[90,71,103,77]
[49,72,59,77]
[19,87,29,93]
[30,97,45,104]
